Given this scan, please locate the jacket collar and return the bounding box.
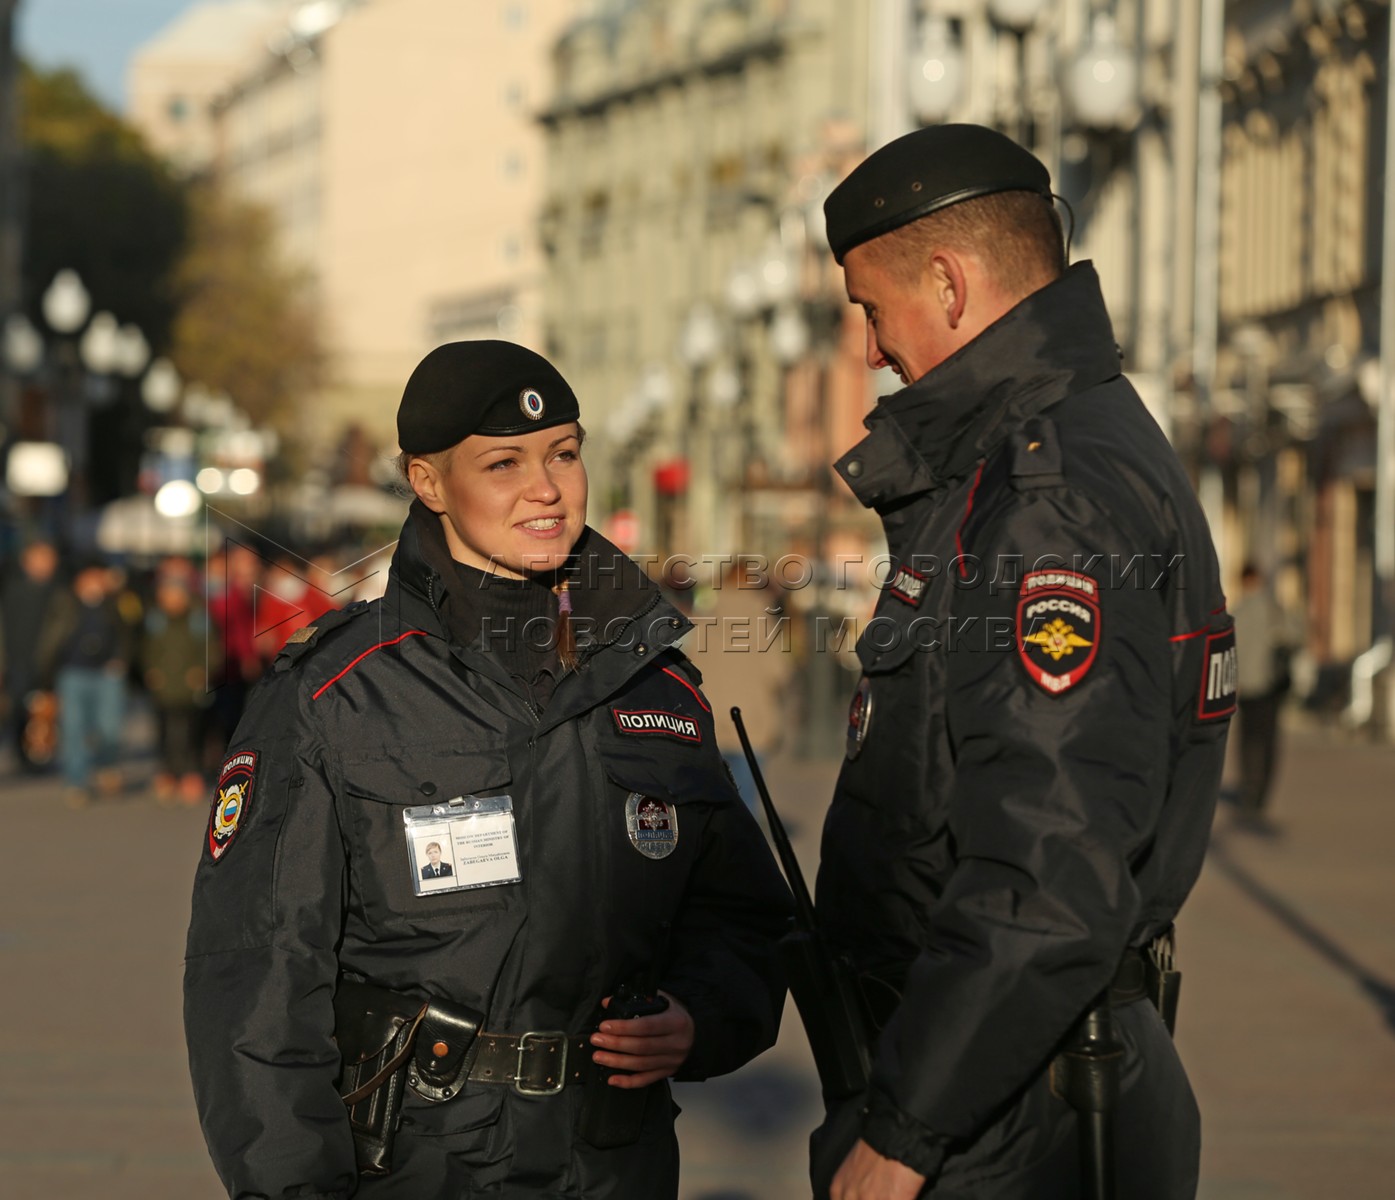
[835,262,1122,509]
[386,501,691,723]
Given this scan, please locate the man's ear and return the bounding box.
[406,456,446,513]
[928,251,968,330]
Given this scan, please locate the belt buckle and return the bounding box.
[514,1030,568,1096]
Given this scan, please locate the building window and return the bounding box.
[580,191,609,258]
[504,81,525,110]
[167,95,189,123]
[504,3,527,30]
[501,234,522,263]
[503,152,524,180]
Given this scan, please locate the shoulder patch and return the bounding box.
[1017,569,1100,695]
[208,750,258,862]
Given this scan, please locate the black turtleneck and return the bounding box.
[408,501,569,707]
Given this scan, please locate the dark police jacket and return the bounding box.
[816,264,1234,1183]
[184,517,791,1200]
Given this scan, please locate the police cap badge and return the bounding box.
[396,340,580,453]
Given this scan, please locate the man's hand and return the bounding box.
[589,990,694,1088]
[831,1138,926,1200]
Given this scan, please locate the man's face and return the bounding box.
[842,244,958,385]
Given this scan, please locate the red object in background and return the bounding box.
[653,459,689,496]
[607,509,640,554]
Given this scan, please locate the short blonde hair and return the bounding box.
[859,190,1064,293]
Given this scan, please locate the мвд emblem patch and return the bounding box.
[1017,570,1100,696]
[208,750,257,862]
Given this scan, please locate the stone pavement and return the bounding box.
[0,726,1392,1199]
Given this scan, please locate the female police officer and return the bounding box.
[184,341,791,1200]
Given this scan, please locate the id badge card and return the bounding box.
[403,794,522,897]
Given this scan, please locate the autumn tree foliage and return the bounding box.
[169,183,325,433]
[21,64,186,345]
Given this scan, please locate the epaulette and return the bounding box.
[665,648,704,687]
[1008,415,1066,490]
[272,600,372,673]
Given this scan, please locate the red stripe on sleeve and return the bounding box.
[956,461,987,579]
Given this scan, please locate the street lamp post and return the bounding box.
[910,14,966,126]
[34,269,165,529]
[40,270,92,529]
[988,0,1049,145]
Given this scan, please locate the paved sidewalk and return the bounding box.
[0,727,1392,1198]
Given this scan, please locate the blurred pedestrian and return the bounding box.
[206,543,261,754]
[1232,562,1297,828]
[256,551,343,660]
[0,538,61,771]
[38,559,133,805]
[682,559,791,809]
[255,553,314,659]
[810,125,1233,1199]
[142,562,219,805]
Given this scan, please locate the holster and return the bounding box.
[1144,928,1182,1037]
[332,975,483,1176]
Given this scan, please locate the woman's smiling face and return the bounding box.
[409,423,588,579]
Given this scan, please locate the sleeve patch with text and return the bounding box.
[612,708,702,744]
[1198,627,1238,720]
[1016,570,1101,695]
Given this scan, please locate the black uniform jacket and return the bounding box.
[816,264,1234,1189]
[184,518,791,1200]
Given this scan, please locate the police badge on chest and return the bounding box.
[625,792,679,859]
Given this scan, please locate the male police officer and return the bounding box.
[811,125,1235,1199]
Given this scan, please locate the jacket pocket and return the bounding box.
[340,749,518,926]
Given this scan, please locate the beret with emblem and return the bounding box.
[396,340,581,454]
[823,124,1052,264]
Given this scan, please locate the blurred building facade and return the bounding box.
[126,0,295,176]
[538,0,879,571]
[1214,0,1390,720]
[122,0,1395,733]
[129,0,579,448]
[534,0,1215,567]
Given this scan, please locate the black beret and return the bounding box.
[397,340,581,454]
[824,124,1052,264]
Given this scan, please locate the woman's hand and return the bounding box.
[589,990,694,1088]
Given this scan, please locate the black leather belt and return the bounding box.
[452,1031,596,1096]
